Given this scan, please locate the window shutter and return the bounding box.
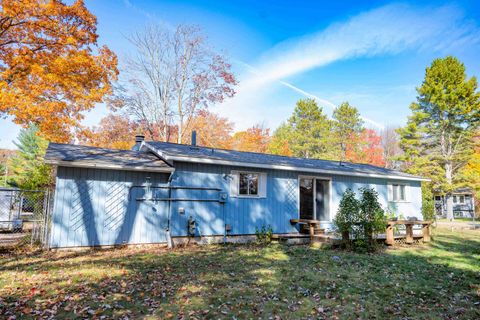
[387,183,393,201]
[230,171,239,197]
[259,173,267,198]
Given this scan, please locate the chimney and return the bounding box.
[133,134,145,151]
[191,131,197,146]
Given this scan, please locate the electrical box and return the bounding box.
[219,192,228,203]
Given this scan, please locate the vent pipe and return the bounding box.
[191,131,197,146]
[133,134,145,151]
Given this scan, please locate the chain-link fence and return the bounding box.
[0,188,53,250]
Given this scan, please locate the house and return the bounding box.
[434,188,476,218]
[44,134,428,248]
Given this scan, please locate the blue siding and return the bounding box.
[50,167,170,248]
[171,162,299,236]
[50,162,423,248]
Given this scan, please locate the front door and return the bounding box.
[299,177,330,221]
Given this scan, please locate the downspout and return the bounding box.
[166,171,175,249]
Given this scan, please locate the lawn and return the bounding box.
[1,227,479,319]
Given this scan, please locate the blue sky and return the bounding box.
[1,0,480,148]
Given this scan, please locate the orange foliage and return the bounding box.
[231,124,271,153]
[0,0,118,142]
[188,110,233,149]
[78,114,138,150]
[346,129,386,166]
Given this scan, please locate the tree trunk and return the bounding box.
[177,113,183,144]
[445,161,454,221]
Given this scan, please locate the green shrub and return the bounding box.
[333,188,386,252]
[333,189,359,242]
[255,225,273,245]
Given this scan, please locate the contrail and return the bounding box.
[237,60,385,129]
[278,80,385,130]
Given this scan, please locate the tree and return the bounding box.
[459,129,480,216]
[8,125,52,189]
[268,123,293,156]
[78,114,139,150]
[273,99,336,159]
[188,110,233,149]
[346,129,385,167]
[0,0,118,141]
[114,24,237,144]
[332,102,364,160]
[231,124,270,153]
[380,126,402,169]
[0,149,15,186]
[397,56,480,220]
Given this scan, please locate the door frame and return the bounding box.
[298,175,332,223]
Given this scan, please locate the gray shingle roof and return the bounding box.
[45,143,173,172]
[144,141,426,181]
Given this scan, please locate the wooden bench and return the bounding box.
[386,220,432,245]
[290,219,323,240]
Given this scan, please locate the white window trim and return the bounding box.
[230,170,267,198]
[388,182,410,203]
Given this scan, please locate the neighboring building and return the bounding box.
[44,135,428,248]
[0,187,22,231]
[434,188,476,218]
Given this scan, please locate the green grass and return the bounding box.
[1,227,479,319]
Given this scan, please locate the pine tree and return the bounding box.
[398,56,480,220]
[332,102,364,160]
[271,99,336,159]
[9,125,52,189]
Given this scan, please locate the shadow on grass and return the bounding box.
[0,230,479,319]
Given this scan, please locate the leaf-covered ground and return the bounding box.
[1,227,479,319]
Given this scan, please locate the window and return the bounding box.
[459,195,465,204]
[230,171,267,198]
[453,196,457,203]
[239,173,258,195]
[435,196,441,201]
[392,184,406,201]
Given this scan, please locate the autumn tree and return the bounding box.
[188,110,233,149]
[78,114,139,150]
[231,124,270,153]
[459,130,480,215]
[398,56,480,220]
[268,123,293,156]
[346,129,385,167]
[0,0,118,141]
[332,102,364,161]
[114,24,237,144]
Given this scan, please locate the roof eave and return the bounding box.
[44,159,175,173]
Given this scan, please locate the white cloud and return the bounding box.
[217,3,479,131]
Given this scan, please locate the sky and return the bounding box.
[1,0,480,148]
